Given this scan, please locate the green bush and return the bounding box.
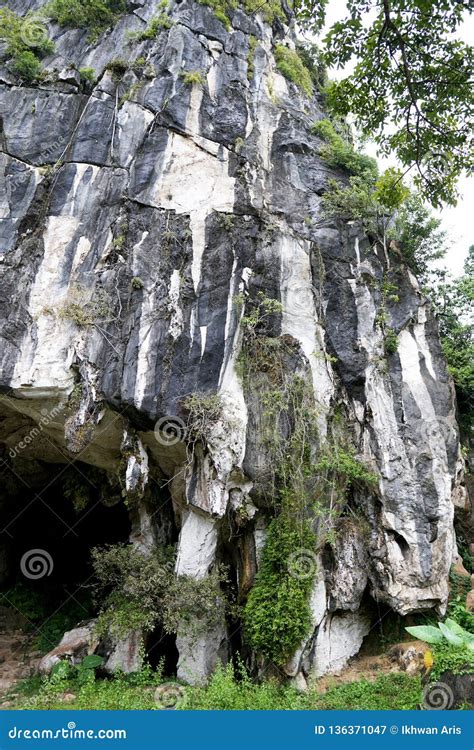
[12,663,164,710]
[0,9,54,82]
[180,71,205,86]
[244,514,317,664]
[46,0,126,36]
[79,67,96,87]
[135,14,173,40]
[296,41,327,90]
[430,643,474,681]
[447,595,474,633]
[315,448,378,492]
[274,44,313,98]
[311,118,378,180]
[92,544,231,641]
[12,48,43,81]
[179,662,306,710]
[384,327,399,355]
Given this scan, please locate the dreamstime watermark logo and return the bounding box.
[287,549,318,580]
[9,403,65,459]
[154,683,184,709]
[19,17,50,49]
[154,416,187,447]
[20,549,54,580]
[422,682,454,710]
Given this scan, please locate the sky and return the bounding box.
[308,0,473,277]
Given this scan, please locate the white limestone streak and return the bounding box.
[132,231,153,409]
[168,269,184,341]
[11,215,79,393]
[279,233,334,436]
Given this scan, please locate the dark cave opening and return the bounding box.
[0,455,182,676]
[0,458,131,650]
[146,625,179,676]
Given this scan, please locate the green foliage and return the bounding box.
[195,0,233,30]
[448,596,474,634]
[131,276,144,290]
[92,544,172,637]
[296,41,327,91]
[247,35,257,81]
[9,662,422,711]
[79,67,96,88]
[431,248,473,432]
[274,44,313,98]
[46,0,126,37]
[92,544,231,641]
[12,663,165,710]
[373,167,410,210]
[0,9,54,82]
[135,14,173,40]
[105,57,128,77]
[321,0,473,206]
[179,663,421,710]
[384,328,399,356]
[238,290,283,333]
[315,120,411,237]
[406,619,474,650]
[242,0,285,25]
[322,176,379,232]
[316,672,421,710]
[430,643,474,681]
[315,448,378,493]
[244,514,316,664]
[311,118,378,180]
[11,50,44,81]
[180,70,205,87]
[390,194,448,284]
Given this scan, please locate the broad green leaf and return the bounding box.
[405,625,444,644]
[444,619,474,643]
[438,622,464,647]
[81,654,104,670]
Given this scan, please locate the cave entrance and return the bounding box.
[0,455,181,678]
[0,458,130,655]
[146,625,179,676]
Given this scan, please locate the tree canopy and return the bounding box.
[295,0,473,207]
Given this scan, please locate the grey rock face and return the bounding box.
[0,0,465,683]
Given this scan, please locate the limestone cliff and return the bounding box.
[0,0,466,684]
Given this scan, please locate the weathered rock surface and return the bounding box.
[0,0,467,684]
[38,622,98,674]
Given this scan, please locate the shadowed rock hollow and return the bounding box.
[0,0,468,686]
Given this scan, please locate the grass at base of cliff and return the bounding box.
[8,667,422,711]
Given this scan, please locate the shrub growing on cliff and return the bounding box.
[46,0,126,36]
[180,70,206,87]
[92,544,232,641]
[244,513,317,664]
[274,45,313,98]
[311,118,378,180]
[0,9,54,81]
